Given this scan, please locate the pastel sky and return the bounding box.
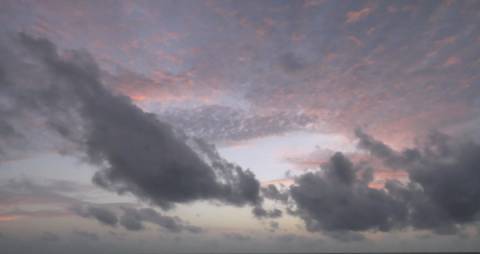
[1,0,480,253]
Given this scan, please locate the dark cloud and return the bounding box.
[71,205,118,227]
[261,184,289,203]
[357,130,480,232]
[355,128,420,169]
[0,33,261,210]
[119,208,144,231]
[119,207,202,233]
[252,206,282,219]
[290,152,407,233]
[289,130,480,237]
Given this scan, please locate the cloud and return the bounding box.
[346,7,373,24]
[0,208,72,219]
[71,205,118,227]
[355,128,419,169]
[356,130,480,232]
[289,130,480,237]
[0,178,84,207]
[3,1,480,153]
[0,33,261,210]
[261,184,289,203]
[159,105,316,143]
[119,207,202,233]
[251,206,282,219]
[290,152,406,233]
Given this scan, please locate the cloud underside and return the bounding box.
[0,33,261,210]
[288,130,480,237]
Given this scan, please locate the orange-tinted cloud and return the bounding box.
[346,7,373,24]
[0,215,17,222]
[444,56,461,67]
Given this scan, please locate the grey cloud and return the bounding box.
[261,184,289,203]
[0,33,261,210]
[160,105,316,143]
[252,206,282,219]
[0,178,83,207]
[290,152,407,234]
[71,205,118,227]
[0,177,205,234]
[119,207,202,233]
[289,130,480,237]
[119,209,144,231]
[0,208,71,219]
[3,0,480,149]
[357,130,480,232]
[355,128,420,169]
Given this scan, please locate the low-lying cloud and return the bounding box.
[119,207,202,233]
[287,130,480,237]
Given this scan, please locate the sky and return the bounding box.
[1,0,480,253]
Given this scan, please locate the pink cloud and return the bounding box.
[346,7,373,24]
[348,35,364,47]
[443,56,461,67]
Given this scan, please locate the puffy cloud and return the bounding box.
[251,206,282,219]
[357,130,480,232]
[289,130,480,237]
[0,33,261,210]
[290,152,406,233]
[261,184,289,203]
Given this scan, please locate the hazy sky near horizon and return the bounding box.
[1,0,480,253]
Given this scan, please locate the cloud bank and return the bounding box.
[286,130,480,237]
